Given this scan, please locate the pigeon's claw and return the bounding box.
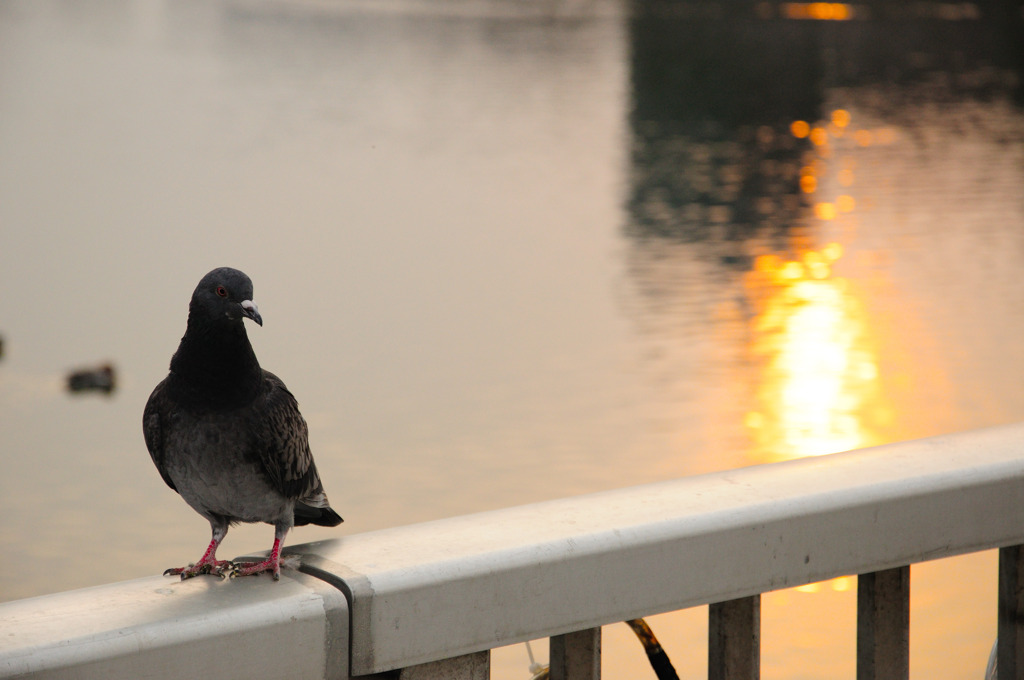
[228,557,281,581]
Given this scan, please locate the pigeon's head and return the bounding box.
[190,267,263,327]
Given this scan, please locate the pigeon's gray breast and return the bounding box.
[160,402,293,524]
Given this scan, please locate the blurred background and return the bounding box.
[1,0,1022,678]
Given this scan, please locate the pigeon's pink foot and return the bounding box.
[164,535,231,580]
[164,558,234,580]
[229,537,283,581]
[229,557,281,581]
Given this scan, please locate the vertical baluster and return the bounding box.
[399,651,491,680]
[999,545,1024,680]
[708,595,760,680]
[857,566,909,680]
[550,628,601,680]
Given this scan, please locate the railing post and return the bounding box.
[708,595,760,680]
[550,628,601,680]
[398,651,490,680]
[857,566,909,680]
[999,545,1024,679]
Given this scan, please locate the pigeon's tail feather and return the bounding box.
[294,502,344,527]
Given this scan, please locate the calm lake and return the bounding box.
[2,1,1023,678]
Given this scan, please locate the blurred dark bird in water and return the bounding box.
[67,363,116,395]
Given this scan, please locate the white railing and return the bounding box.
[4,423,1024,680]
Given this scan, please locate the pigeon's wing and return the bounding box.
[143,378,178,492]
[250,370,326,501]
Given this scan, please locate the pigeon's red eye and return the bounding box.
[216,286,228,298]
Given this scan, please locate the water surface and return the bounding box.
[2,1,1023,678]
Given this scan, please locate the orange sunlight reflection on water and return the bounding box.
[743,243,890,461]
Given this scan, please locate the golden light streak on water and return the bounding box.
[744,157,889,467]
[745,268,881,459]
[746,110,892,461]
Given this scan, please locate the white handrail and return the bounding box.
[300,423,1024,674]
[0,570,349,680]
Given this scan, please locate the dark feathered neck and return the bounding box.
[167,309,262,410]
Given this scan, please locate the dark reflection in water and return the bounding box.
[628,14,820,246]
[627,2,1022,247]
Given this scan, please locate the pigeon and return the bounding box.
[143,267,342,580]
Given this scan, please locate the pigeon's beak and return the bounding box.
[241,300,263,326]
